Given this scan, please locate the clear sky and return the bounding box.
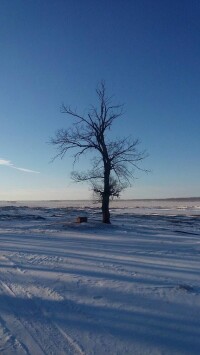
[0,0,199,200]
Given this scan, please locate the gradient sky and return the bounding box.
[0,0,199,200]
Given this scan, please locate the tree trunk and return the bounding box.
[102,193,110,223]
[102,163,111,223]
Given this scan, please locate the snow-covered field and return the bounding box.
[0,199,199,354]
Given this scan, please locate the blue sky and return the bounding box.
[0,0,199,200]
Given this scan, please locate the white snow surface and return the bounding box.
[0,199,199,354]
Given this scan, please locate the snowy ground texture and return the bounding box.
[0,199,199,355]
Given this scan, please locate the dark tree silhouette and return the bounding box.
[51,82,147,223]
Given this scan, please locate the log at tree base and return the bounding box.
[76,217,88,223]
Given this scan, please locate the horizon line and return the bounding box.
[0,196,199,202]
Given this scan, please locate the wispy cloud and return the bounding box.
[0,159,40,174]
[0,159,11,166]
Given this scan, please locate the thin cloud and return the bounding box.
[15,167,40,173]
[0,158,40,174]
[0,159,12,166]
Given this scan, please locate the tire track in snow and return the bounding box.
[0,280,44,355]
[0,315,25,355]
[53,323,85,355]
[0,254,85,355]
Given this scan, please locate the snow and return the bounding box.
[0,200,199,354]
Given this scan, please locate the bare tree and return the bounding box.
[51,82,147,223]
